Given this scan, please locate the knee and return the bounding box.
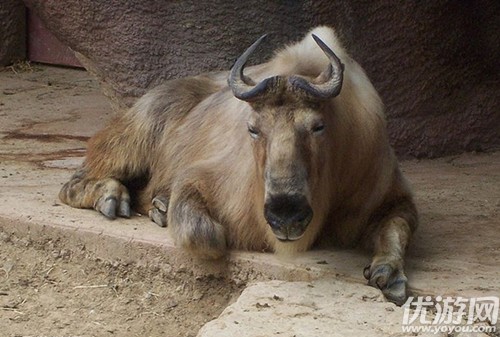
[169,206,227,260]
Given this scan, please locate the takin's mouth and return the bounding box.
[276,237,296,242]
[273,231,305,242]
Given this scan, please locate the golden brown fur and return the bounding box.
[60,27,418,305]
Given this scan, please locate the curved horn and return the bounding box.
[228,34,276,101]
[289,34,345,99]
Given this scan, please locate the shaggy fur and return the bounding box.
[60,26,418,305]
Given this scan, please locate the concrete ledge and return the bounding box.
[198,280,422,337]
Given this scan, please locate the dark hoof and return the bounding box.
[96,195,131,220]
[152,196,169,213]
[98,197,117,219]
[118,198,131,218]
[149,208,166,227]
[364,263,408,306]
[149,197,168,228]
[93,180,131,220]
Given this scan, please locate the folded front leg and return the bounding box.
[167,179,226,260]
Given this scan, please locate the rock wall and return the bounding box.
[22,0,500,158]
[0,0,26,66]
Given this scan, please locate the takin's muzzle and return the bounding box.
[263,194,313,241]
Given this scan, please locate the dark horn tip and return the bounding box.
[258,33,269,41]
[244,34,269,55]
[311,34,334,55]
[311,33,320,41]
[311,34,330,49]
[311,33,344,70]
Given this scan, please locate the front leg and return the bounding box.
[167,179,226,260]
[363,167,418,305]
[364,215,413,306]
[59,168,131,219]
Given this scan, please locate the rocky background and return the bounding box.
[0,0,25,66]
[8,1,500,157]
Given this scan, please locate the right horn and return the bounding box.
[228,34,278,102]
[289,34,345,99]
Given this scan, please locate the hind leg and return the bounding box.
[59,168,131,219]
[60,76,222,220]
[59,116,151,219]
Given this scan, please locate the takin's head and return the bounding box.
[228,34,344,243]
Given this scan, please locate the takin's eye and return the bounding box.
[247,124,260,139]
[311,122,326,135]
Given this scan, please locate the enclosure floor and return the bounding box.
[1,65,498,336]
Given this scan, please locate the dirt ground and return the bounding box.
[0,64,498,337]
[0,230,241,337]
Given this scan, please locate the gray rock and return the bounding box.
[22,0,500,158]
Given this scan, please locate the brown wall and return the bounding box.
[27,10,82,67]
[23,0,500,158]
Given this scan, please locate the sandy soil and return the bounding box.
[0,230,241,337]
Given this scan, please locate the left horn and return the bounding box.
[289,34,344,99]
[228,34,277,101]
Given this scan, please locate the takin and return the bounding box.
[59,26,418,305]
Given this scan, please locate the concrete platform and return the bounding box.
[1,65,499,336]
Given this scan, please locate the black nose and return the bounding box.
[264,194,313,232]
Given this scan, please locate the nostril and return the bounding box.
[264,209,283,230]
[294,207,313,224]
[264,194,313,228]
